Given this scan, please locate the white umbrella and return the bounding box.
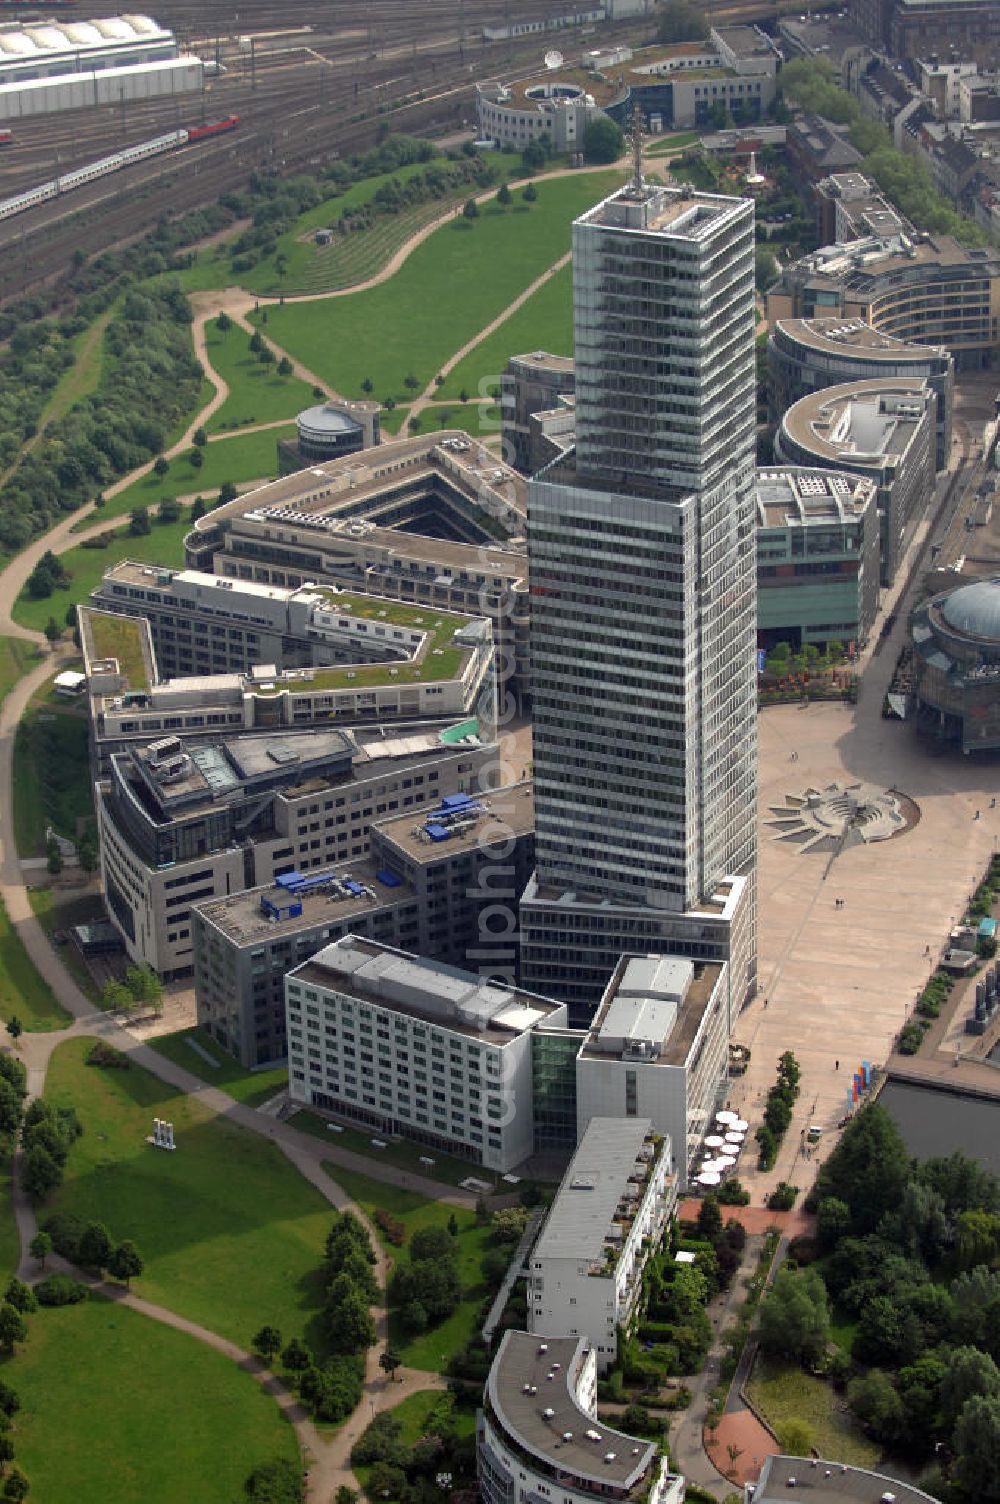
[716,1110,738,1125]
[733,1119,749,1132]
[725,1131,745,1145]
[714,1154,737,1169]
[705,1135,726,1148]
[697,1171,721,1186]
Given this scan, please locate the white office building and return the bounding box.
[284,935,567,1172]
[527,1117,676,1370]
[521,176,758,1019]
[479,1331,684,1504]
[576,955,730,1185]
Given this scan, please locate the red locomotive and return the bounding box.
[186,116,240,144]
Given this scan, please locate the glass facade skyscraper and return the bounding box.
[522,179,758,1013]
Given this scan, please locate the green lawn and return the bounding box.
[250,171,623,405]
[437,262,572,400]
[289,1110,490,1188]
[44,308,113,428]
[0,638,37,706]
[646,130,702,155]
[746,1355,880,1468]
[85,424,293,525]
[13,514,195,633]
[204,321,316,431]
[149,1027,288,1108]
[323,1166,491,1372]
[0,894,70,1031]
[12,697,93,855]
[410,404,503,443]
[9,1299,300,1504]
[44,1038,336,1348]
[28,888,104,1005]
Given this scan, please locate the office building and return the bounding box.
[284,935,567,1172]
[277,399,380,475]
[521,176,758,1020]
[526,1118,675,1369]
[97,712,495,980]
[191,784,537,1066]
[500,352,576,473]
[775,378,936,588]
[767,231,1000,370]
[575,955,729,1183]
[911,575,1000,752]
[768,316,954,468]
[479,1331,684,1504]
[756,468,881,649]
[813,171,903,244]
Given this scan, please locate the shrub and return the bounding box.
[374,1208,405,1245]
[41,1210,87,1260]
[86,1041,130,1069]
[717,1178,750,1205]
[35,1274,89,1306]
[767,1182,799,1211]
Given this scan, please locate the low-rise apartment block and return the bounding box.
[576,956,730,1184]
[479,1331,684,1504]
[527,1118,676,1370]
[285,935,567,1172]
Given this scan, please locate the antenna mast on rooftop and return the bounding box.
[628,98,644,192]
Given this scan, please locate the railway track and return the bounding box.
[0,0,778,298]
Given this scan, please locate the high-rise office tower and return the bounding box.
[521,174,758,1021]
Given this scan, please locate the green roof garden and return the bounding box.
[87,612,151,692]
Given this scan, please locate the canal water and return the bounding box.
[879,1079,1000,1175]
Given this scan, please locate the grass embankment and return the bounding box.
[0,894,70,1031]
[44,1038,334,1348]
[0,639,37,704]
[9,1300,299,1504]
[28,889,104,1006]
[250,170,623,405]
[289,1110,488,1188]
[13,515,194,633]
[324,1167,489,1372]
[206,320,316,431]
[746,1355,880,1468]
[12,695,93,857]
[148,1028,288,1108]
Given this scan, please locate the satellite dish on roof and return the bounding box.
[544,48,564,70]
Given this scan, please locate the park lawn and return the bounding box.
[437,262,572,400]
[646,130,702,155]
[250,170,623,404]
[205,320,316,431]
[0,638,36,706]
[12,694,93,856]
[0,894,70,1031]
[12,514,195,633]
[746,1355,880,1468]
[28,888,104,1005]
[323,1166,491,1372]
[379,405,409,435]
[289,1110,488,1188]
[86,423,293,525]
[43,307,113,428]
[149,1027,288,1108]
[412,403,503,444]
[44,1037,335,1348]
[9,1299,300,1504]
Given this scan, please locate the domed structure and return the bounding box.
[940,578,1000,643]
[278,399,380,475]
[910,576,1000,752]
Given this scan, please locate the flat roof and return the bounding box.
[531,1117,658,1264]
[781,378,931,465]
[755,1455,939,1503]
[582,956,725,1068]
[775,316,948,361]
[507,350,575,373]
[194,853,417,945]
[133,726,355,809]
[487,1331,659,1492]
[756,467,878,529]
[577,182,749,241]
[374,780,534,863]
[191,431,526,535]
[290,934,562,1041]
[79,606,154,693]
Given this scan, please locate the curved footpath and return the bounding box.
[0,652,464,1501]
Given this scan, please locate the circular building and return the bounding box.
[278,400,380,476]
[911,576,1000,752]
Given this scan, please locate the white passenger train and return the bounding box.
[0,129,184,222]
